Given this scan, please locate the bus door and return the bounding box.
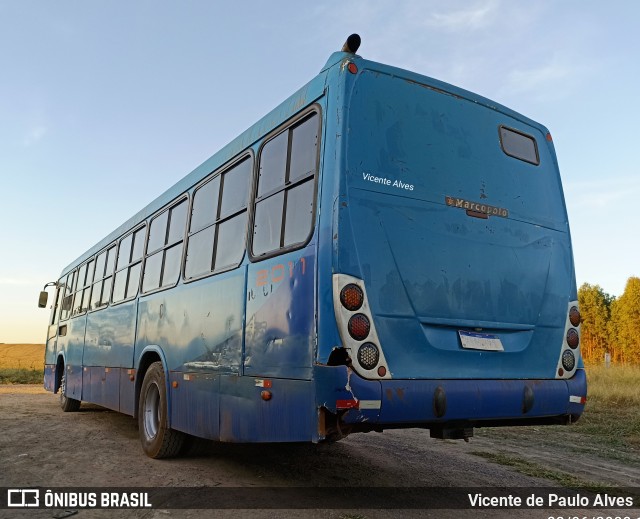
[43,281,63,391]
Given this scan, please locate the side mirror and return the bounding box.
[38,291,49,308]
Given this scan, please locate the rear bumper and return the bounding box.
[315,366,586,430]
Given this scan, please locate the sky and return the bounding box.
[1,1,639,343]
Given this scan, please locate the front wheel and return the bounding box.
[59,371,81,412]
[138,361,184,458]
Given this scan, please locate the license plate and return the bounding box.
[458,330,504,351]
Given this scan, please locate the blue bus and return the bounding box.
[39,35,586,458]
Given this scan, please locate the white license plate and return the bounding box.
[459,330,504,351]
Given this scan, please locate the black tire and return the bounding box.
[59,371,81,412]
[138,361,184,458]
[180,433,211,457]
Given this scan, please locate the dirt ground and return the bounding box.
[1,386,639,519]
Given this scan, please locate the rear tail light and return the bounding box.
[333,274,391,380]
[556,301,581,379]
[340,284,364,311]
[357,343,379,370]
[566,328,579,349]
[348,314,370,341]
[562,350,576,371]
[569,306,581,326]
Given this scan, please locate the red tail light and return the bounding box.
[569,306,581,326]
[348,314,370,341]
[566,328,579,348]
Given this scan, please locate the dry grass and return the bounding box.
[578,364,640,450]
[0,344,45,384]
[0,343,45,370]
[585,364,640,407]
[476,364,640,467]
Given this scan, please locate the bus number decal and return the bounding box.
[255,258,307,288]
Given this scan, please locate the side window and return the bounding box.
[90,244,116,310]
[72,258,94,316]
[185,156,252,279]
[60,270,76,321]
[252,111,319,257]
[112,226,147,303]
[50,279,64,325]
[142,198,188,292]
[499,126,539,165]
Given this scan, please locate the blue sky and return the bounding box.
[1,1,638,343]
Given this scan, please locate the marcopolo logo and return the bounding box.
[445,196,509,218]
[7,489,40,507]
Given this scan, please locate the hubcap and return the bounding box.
[143,382,161,440]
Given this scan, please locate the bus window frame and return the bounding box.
[182,150,255,284]
[498,125,540,166]
[248,104,322,262]
[50,278,65,326]
[111,223,148,306]
[141,194,190,296]
[70,257,96,318]
[59,270,76,322]
[87,242,117,313]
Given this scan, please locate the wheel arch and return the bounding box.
[135,346,170,422]
[54,353,66,394]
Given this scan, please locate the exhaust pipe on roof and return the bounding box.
[341,34,361,54]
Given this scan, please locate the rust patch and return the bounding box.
[395,388,405,400]
[385,388,394,401]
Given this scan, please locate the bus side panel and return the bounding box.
[58,316,86,401]
[169,371,220,440]
[137,274,244,374]
[136,270,245,435]
[86,366,120,412]
[84,301,137,411]
[119,368,136,416]
[218,376,315,442]
[244,248,315,380]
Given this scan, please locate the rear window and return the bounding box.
[499,126,539,165]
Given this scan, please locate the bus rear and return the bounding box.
[319,58,586,439]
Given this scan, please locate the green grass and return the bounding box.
[0,367,44,384]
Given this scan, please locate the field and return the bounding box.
[0,343,45,383]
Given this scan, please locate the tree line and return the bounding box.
[578,277,640,364]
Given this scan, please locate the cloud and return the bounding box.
[424,0,500,31]
[504,61,573,95]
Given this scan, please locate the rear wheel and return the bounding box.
[59,370,81,412]
[138,361,184,458]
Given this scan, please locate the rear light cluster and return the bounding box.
[556,302,581,378]
[333,274,390,379]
